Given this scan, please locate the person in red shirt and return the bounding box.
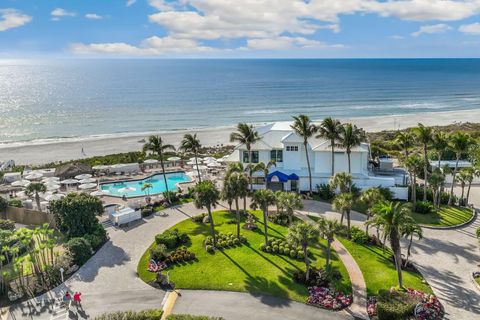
[73,292,82,309]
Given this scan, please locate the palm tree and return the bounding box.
[359,188,385,233]
[226,162,248,212]
[141,183,153,197]
[291,115,317,193]
[404,154,423,209]
[432,131,449,169]
[402,222,423,268]
[230,123,260,191]
[180,133,202,183]
[287,222,319,281]
[227,172,249,239]
[317,117,342,176]
[332,192,354,237]
[338,123,365,174]
[428,170,445,210]
[448,132,473,205]
[366,201,415,288]
[317,217,342,271]
[465,167,479,205]
[329,172,352,194]
[251,161,276,189]
[394,130,415,158]
[456,170,469,206]
[413,123,433,201]
[25,183,47,211]
[221,177,235,213]
[193,181,220,246]
[250,189,276,245]
[143,135,175,203]
[279,192,303,225]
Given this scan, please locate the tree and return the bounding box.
[221,177,235,213]
[428,170,445,210]
[193,181,220,245]
[317,217,342,271]
[291,115,317,193]
[230,123,260,191]
[250,189,276,245]
[141,183,153,197]
[329,172,352,194]
[404,154,423,209]
[465,167,479,205]
[180,133,202,183]
[226,172,249,239]
[287,222,319,281]
[366,201,415,288]
[332,192,354,237]
[402,222,423,268]
[448,132,473,205]
[338,123,365,175]
[432,131,449,169]
[49,193,104,238]
[359,188,385,233]
[394,130,415,158]
[317,117,342,176]
[413,123,433,200]
[143,135,175,203]
[279,192,303,225]
[251,161,276,189]
[25,182,47,212]
[456,170,469,206]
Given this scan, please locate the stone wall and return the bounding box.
[2,206,56,227]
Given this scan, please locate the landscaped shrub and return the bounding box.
[289,249,297,258]
[0,198,7,212]
[141,207,154,218]
[204,233,246,251]
[191,213,207,223]
[95,309,163,320]
[163,190,180,203]
[0,219,15,231]
[293,267,341,287]
[268,212,290,226]
[259,238,305,260]
[155,229,190,249]
[65,237,93,265]
[350,227,369,245]
[166,314,224,320]
[205,245,214,253]
[316,184,335,201]
[165,247,195,264]
[414,187,455,205]
[476,227,480,239]
[150,244,169,262]
[415,201,434,215]
[8,198,22,208]
[376,289,419,320]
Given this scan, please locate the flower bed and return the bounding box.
[306,286,352,310]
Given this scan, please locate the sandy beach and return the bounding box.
[1,109,479,165]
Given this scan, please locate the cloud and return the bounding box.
[247,36,343,50]
[85,13,103,20]
[51,8,76,20]
[389,35,405,40]
[0,9,32,32]
[126,0,137,7]
[148,0,174,11]
[459,22,480,34]
[411,24,452,37]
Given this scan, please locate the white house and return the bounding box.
[228,122,407,199]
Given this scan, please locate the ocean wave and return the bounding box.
[350,103,449,111]
[243,109,284,115]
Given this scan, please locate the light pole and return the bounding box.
[60,267,64,283]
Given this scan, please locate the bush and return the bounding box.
[266,246,272,253]
[166,315,224,320]
[0,197,7,212]
[191,213,206,223]
[163,191,180,203]
[0,219,15,231]
[65,237,93,265]
[141,207,154,218]
[155,229,189,249]
[205,245,214,253]
[150,244,169,261]
[293,267,339,287]
[8,198,22,208]
[376,290,418,320]
[289,250,297,258]
[414,187,455,205]
[95,309,164,320]
[476,227,480,239]
[268,212,290,226]
[350,226,369,245]
[297,250,304,259]
[415,201,433,215]
[316,184,335,201]
[259,244,266,251]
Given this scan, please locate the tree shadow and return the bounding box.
[244,276,291,307]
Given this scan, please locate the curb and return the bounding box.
[419,208,477,230]
[161,290,179,320]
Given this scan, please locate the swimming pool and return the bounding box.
[100,172,191,198]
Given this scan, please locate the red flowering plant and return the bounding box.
[306,286,352,310]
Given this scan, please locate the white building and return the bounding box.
[229,122,408,199]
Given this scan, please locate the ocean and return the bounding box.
[1,59,480,146]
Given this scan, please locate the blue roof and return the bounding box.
[267,171,299,183]
[288,173,299,180]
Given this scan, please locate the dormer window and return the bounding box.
[286,146,299,152]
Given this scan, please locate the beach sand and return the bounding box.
[1,109,479,165]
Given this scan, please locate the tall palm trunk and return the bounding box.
[346,209,351,239]
[347,150,351,174]
[412,174,417,209]
[303,244,310,281]
[437,152,442,169]
[365,211,370,234]
[404,234,413,268]
[423,146,428,201]
[35,193,41,211]
[390,231,403,288]
[466,180,473,205]
[325,239,332,271]
[194,150,202,183]
[448,156,460,205]
[262,206,269,245]
[248,148,253,191]
[235,198,241,239]
[460,182,466,205]
[304,142,312,194]
[159,148,171,203]
[207,207,216,246]
[330,140,335,176]
[243,196,247,213]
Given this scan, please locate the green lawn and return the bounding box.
[412,205,473,227]
[138,210,352,302]
[338,237,432,296]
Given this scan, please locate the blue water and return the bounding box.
[100,172,190,197]
[1,59,480,144]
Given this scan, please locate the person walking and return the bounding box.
[63,291,72,310]
[73,292,82,309]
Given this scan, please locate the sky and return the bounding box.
[2,0,480,58]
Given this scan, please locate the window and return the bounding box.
[242,150,259,163]
[286,146,299,152]
[270,150,283,162]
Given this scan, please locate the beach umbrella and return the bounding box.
[44,194,65,201]
[61,179,79,185]
[193,165,208,170]
[186,160,196,165]
[75,174,92,180]
[25,172,43,180]
[11,180,31,187]
[90,190,110,197]
[45,183,61,191]
[79,178,96,184]
[207,162,221,168]
[92,165,110,170]
[78,183,97,190]
[118,187,136,194]
[168,156,181,162]
[144,159,159,164]
[42,177,60,183]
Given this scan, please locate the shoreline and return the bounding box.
[1,109,479,165]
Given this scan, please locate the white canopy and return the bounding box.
[92,165,110,170]
[144,159,159,164]
[90,190,110,197]
[193,165,208,170]
[79,178,96,184]
[75,174,92,180]
[61,179,79,184]
[42,177,60,183]
[25,172,43,180]
[78,183,97,190]
[11,180,31,187]
[45,184,61,191]
[168,156,181,162]
[44,194,65,201]
[207,162,221,168]
[118,187,136,193]
[187,160,196,165]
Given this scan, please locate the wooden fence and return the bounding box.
[2,206,56,227]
